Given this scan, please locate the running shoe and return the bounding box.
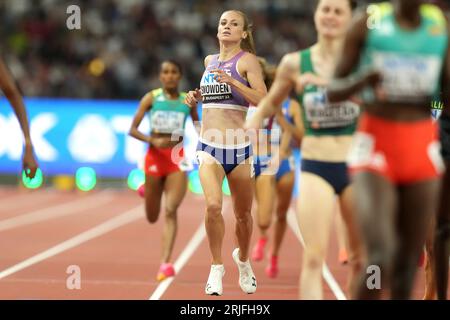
[205,264,225,296]
[156,263,175,281]
[265,254,278,278]
[232,248,257,294]
[137,184,145,198]
[251,237,267,261]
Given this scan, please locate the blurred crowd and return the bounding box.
[0,0,448,99]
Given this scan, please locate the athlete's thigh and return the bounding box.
[397,178,441,248]
[297,172,335,250]
[198,153,226,207]
[352,171,397,247]
[228,161,255,216]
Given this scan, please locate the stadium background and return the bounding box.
[0,0,448,192]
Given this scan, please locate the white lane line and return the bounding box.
[0,190,57,212]
[0,190,114,232]
[287,208,347,300]
[0,205,143,280]
[148,200,231,300]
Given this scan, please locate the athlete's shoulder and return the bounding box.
[239,51,257,60]
[179,91,187,100]
[178,91,192,108]
[279,51,301,72]
[139,90,156,109]
[366,2,393,17]
[280,50,304,66]
[150,88,163,98]
[420,3,447,26]
[204,54,217,67]
[375,2,392,12]
[238,51,260,67]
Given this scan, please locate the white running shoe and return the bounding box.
[205,264,225,296]
[232,248,257,294]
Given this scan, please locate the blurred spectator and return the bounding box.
[0,0,445,99]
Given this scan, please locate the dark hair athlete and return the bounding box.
[326,0,449,299]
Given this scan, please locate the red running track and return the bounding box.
[0,186,447,300]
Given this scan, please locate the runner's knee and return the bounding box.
[165,207,177,220]
[206,202,222,220]
[303,248,325,270]
[235,208,252,224]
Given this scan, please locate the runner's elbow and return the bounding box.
[128,127,138,137]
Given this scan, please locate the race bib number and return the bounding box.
[303,90,360,129]
[372,52,442,102]
[200,70,232,102]
[150,111,185,133]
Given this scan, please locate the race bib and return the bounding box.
[150,110,185,133]
[303,90,360,129]
[200,70,232,103]
[372,52,442,102]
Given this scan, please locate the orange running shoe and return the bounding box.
[137,184,145,198]
[156,263,175,281]
[251,237,267,262]
[265,255,278,278]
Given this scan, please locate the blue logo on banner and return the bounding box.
[0,97,198,178]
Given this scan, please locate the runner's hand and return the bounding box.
[23,144,38,179]
[185,88,202,108]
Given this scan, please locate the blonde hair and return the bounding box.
[226,10,256,54]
